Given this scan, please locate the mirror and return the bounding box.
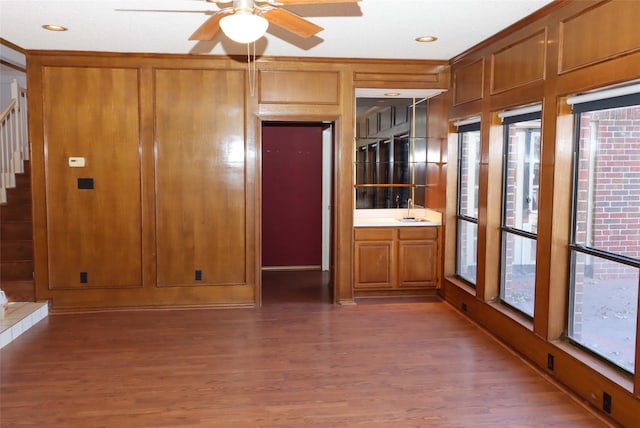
[355,94,430,209]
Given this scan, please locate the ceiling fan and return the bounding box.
[191,0,361,44]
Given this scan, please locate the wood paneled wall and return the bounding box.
[155,69,247,287]
[26,53,448,310]
[30,59,260,309]
[259,70,339,105]
[444,1,640,426]
[42,67,143,290]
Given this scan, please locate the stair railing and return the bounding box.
[0,79,28,204]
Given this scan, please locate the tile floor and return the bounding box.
[0,302,48,349]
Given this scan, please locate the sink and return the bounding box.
[398,217,426,222]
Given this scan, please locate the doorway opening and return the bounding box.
[261,121,333,305]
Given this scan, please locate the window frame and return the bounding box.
[499,110,542,318]
[455,121,481,286]
[567,92,640,374]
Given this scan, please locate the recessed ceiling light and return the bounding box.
[42,24,68,32]
[416,36,437,43]
[384,92,401,97]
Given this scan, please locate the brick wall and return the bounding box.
[574,107,640,279]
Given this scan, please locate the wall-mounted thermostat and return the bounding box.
[68,157,86,167]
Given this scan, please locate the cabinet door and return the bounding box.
[354,240,395,289]
[354,226,395,290]
[397,239,437,288]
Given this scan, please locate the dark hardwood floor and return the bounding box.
[1,271,614,427]
[262,269,333,306]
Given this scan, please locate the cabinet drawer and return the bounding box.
[398,227,438,240]
[354,227,394,241]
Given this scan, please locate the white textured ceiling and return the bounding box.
[0,0,554,65]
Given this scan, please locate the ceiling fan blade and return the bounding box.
[269,0,360,4]
[115,9,211,13]
[263,8,323,38]
[189,11,231,40]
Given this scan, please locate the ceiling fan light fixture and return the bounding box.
[220,12,269,44]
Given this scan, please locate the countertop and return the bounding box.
[354,208,442,227]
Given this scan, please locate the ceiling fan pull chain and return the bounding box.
[247,42,258,97]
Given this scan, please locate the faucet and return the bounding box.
[407,198,412,218]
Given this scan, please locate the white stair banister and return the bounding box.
[14,79,29,163]
[0,79,28,204]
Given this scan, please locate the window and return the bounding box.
[499,107,541,317]
[456,119,481,285]
[568,88,640,374]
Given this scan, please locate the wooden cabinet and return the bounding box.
[354,226,440,295]
[397,228,438,289]
[354,228,395,289]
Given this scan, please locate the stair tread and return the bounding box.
[4,193,32,200]
[0,242,34,260]
[1,261,34,266]
[1,224,32,239]
[0,259,34,265]
[0,261,34,281]
[1,279,34,284]
[0,279,36,302]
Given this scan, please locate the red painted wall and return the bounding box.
[262,124,323,268]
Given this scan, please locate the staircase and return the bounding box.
[0,79,34,302]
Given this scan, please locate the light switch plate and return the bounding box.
[68,157,85,167]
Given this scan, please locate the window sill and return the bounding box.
[443,275,477,297]
[445,276,534,331]
[486,299,534,332]
[550,339,634,394]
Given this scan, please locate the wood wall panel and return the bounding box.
[354,72,441,89]
[491,30,546,94]
[42,66,142,289]
[452,59,484,105]
[155,69,246,286]
[559,0,640,72]
[259,70,339,105]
